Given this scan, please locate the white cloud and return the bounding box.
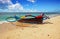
[8,2,24,12]
[0,0,13,9]
[0,0,12,4]
[0,0,24,12]
[22,9,39,12]
[27,0,35,3]
[0,0,39,12]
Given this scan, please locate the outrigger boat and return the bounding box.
[18,15,43,24]
[6,13,50,24]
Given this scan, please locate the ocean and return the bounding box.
[0,12,60,21]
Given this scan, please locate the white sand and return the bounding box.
[0,16,60,39]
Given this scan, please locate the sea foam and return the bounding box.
[0,21,9,24]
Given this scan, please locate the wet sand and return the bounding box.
[0,16,60,39]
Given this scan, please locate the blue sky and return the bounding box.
[0,0,60,12]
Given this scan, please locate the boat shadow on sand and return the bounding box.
[19,21,53,24]
[10,21,53,28]
[43,22,53,24]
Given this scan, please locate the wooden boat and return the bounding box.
[18,17,43,24]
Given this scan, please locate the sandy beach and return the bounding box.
[0,16,60,39]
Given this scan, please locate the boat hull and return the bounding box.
[18,18,43,24]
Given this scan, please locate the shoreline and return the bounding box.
[0,14,60,24]
[0,21,9,24]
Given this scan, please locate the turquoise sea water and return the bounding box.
[0,12,60,21]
